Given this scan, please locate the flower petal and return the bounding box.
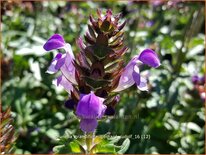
[138,49,160,68]
[132,65,140,86]
[64,43,75,59]
[55,54,66,70]
[60,52,77,84]
[113,56,138,92]
[53,75,73,93]
[43,34,66,51]
[137,77,148,91]
[80,119,97,133]
[46,59,58,74]
[97,103,107,119]
[76,92,105,119]
[46,53,63,74]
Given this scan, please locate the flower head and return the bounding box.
[43,10,161,133]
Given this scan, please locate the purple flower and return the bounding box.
[113,49,160,92]
[43,34,77,92]
[192,75,205,85]
[192,75,199,84]
[76,92,106,132]
[146,21,155,27]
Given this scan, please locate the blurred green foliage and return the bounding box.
[1,1,205,154]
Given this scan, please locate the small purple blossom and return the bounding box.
[192,75,199,84]
[43,34,76,92]
[113,49,160,92]
[76,92,106,132]
[192,75,205,85]
[146,21,155,27]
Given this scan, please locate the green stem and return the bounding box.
[85,131,95,154]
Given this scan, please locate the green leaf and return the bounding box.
[53,144,71,154]
[188,35,204,49]
[117,138,130,154]
[93,143,116,154]
[69,140,82,153]
[46,129,59,140]
[91,135,130,154]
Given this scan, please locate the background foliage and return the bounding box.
[1,0,205,154]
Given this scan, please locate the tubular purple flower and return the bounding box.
[192,75,199,84]
[43,34,77,86]
[76,92,106,132]
[113,49,160,92]
[192,75,205,85]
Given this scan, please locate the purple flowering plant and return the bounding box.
[43,9,160,154]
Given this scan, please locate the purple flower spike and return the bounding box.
[76,92,106,132]
[43,34,66,51]
[138,49,161,68]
